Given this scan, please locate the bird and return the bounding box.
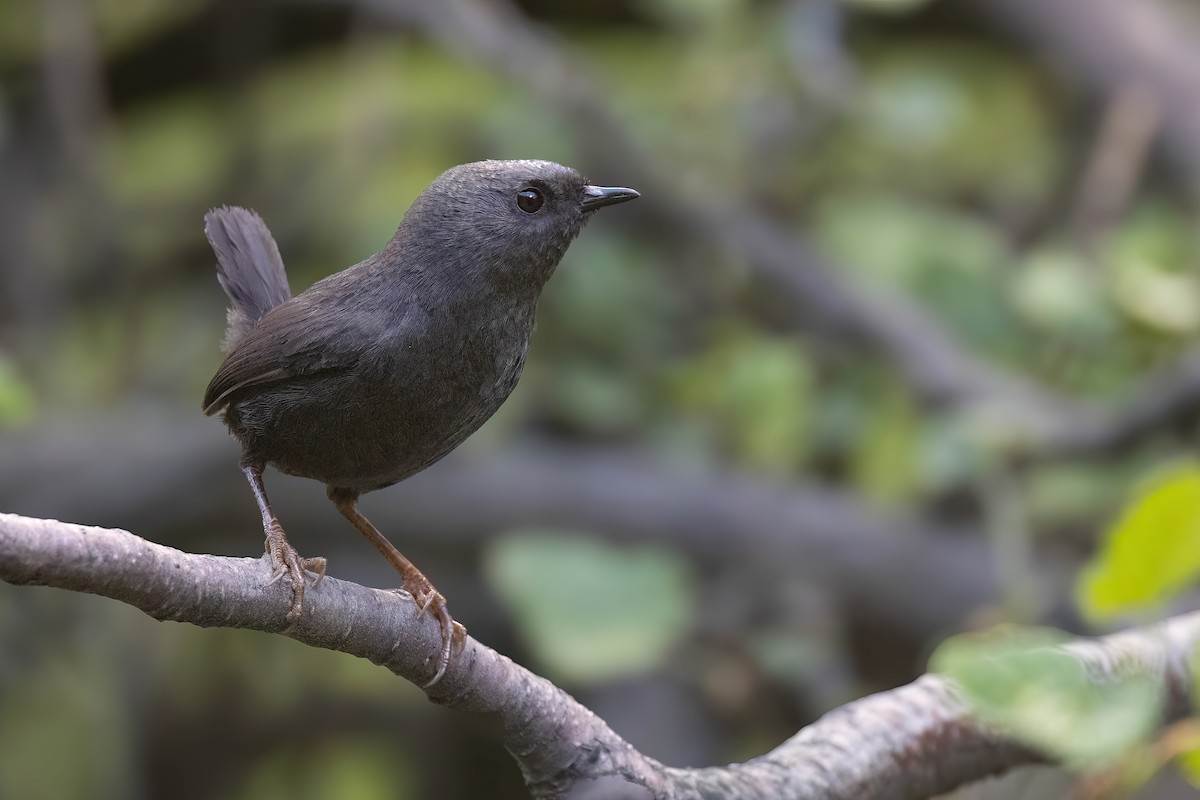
[201,159,639,686]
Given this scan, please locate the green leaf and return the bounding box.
[931,627,1162,768]
[485,533,693,683]
[1077,462,1200,621]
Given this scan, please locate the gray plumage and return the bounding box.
[204,160,637,492]
[201,160,638,680]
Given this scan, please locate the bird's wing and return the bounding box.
[201,292,369,415]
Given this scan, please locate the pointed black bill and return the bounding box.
[581,185,640,210]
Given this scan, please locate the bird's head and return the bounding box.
[394,159,639,296]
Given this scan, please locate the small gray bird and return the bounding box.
[202,160,638,685]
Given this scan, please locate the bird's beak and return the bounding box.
[581,185,640,211]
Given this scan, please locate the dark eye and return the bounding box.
[516,188,544,213]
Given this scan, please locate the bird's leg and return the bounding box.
[327,486,456,687]
[241,461,327,625]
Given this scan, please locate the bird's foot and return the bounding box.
[390,582,460,688]
[263,521,327,625]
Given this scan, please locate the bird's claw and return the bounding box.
[387,586,457,688]
[414,589,437,617]
[263,522,326,625]
[421,592,455,689]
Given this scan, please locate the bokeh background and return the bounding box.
[4,0,1200,797]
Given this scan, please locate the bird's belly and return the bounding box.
[226,342,527,491]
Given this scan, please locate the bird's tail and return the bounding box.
[204,206,291,353]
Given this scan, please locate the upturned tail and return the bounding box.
[204,206,291,353]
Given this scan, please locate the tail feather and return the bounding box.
[204,206,291,353]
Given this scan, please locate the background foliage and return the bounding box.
[4,0,1200,797]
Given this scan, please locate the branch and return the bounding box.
[3,512,1197,799]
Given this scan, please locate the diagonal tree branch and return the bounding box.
[3,512,1197,799]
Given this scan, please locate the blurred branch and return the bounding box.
[3,512,1197,799]
[1069,84,1159,249]
[978,0,1200,198]
[38,0,108,181]
[36,0,121,288]
[0,0,112,335]
[1023,346,1200,462]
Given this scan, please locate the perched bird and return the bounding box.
[202,160,638,685]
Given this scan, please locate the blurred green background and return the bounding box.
[4,0,1200,797]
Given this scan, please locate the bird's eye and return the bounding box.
[516,188,544,213]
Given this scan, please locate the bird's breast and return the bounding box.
[231,299,538,491]
[354,304,536,483]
